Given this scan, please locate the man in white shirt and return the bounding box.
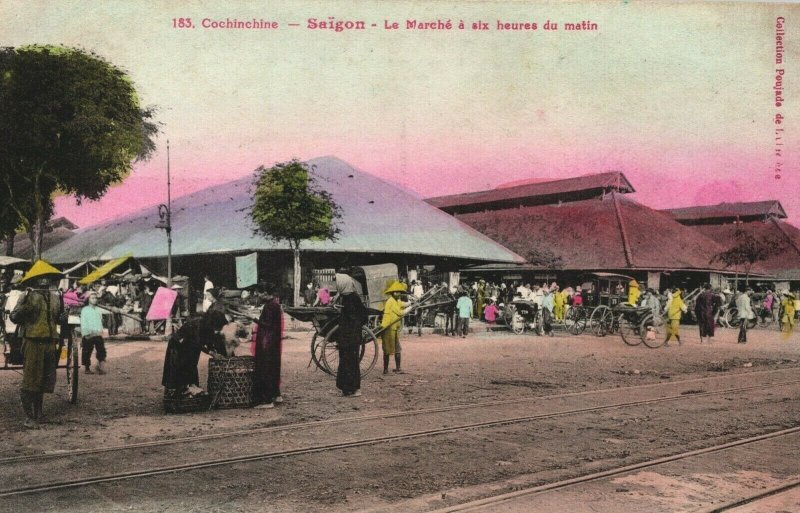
[202,275,214,312]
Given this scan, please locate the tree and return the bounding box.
[0,45,158,260]
[711,227,785,288]
[250,160,342,306]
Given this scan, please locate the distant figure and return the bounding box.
[694,283,720,344]
[736,289,755,343]
[483,299,499,324]
[541,288,554,336]
[202,275,214,312]
[80,292,107,374]
[627,280,640,306]
[781,292,796,333]
[314,286,331,306]
[665,288,687,346]
[456,292,473,338]
[303,282,316,306]
[253,286,284,408]
[381,282,411,373]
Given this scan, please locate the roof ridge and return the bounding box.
[770,217,800,257]
[611,191,634,268]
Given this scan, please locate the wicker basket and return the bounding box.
[207,355,254,409]
[163,389,211,414]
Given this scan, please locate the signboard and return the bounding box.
[146,286,177,320]
[236,252,258,289]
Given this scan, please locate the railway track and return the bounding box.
[701,480,800,513]
[2,373,799,498]
[2,366,798,466]
[427,427,800,513]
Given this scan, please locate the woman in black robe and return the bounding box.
[334,273,368,396]
[162,288,227,392]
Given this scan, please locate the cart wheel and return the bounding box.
[65,337,79,404]
[590,306,611,336]
[640,314,666,348]
[310,333,330,375]
[359,327,379,377]
[573,309,588,335]
[320,325,380,378]
[746,317,757,330]
[618,313,641,346]
[725,308,740,328]
[565,308,586,336]
[510,311,525,335]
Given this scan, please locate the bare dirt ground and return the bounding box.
[1,320,799,512]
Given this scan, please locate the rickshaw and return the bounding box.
[1,259,81,403]
[285,264,445,377]
[582,272,664,346]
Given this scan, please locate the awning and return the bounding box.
[0,256,28,267]
[78,254,133,285]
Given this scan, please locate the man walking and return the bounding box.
[736,288,755,343]
[694,283,720,344]
[80,292,107,374]
[456,291,473,338]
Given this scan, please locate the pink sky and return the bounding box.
[1,1,793,228]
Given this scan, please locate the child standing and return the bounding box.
[456,292,473,338]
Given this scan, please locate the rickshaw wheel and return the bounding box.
[618,313,641,346]
[725,308,741,328]
[65,337,79,403]
[590,306,611,336]
[510,311,525,335]
[310,332,330,375]
[320,325,380,378]
[565,307,587,336]
[640,314,666,348]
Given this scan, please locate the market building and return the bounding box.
[663,200,800,290]
[426,173,748,291]
[42,156,523,297]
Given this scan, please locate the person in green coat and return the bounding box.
[12,261,65,429]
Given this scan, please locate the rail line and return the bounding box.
[427,427,800,513]
[701,479,800,513]
[2,366,798,466]
[1,377,799,498]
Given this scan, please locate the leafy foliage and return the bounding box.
[711,227,785,282]
[0,45,159,258]
[250,160,342,249]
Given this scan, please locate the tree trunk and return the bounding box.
[292,247,301,307]
[30,216,45,261]
[4,229,15,257]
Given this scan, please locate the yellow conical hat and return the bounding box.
[20,260,63,283]
[384,281,408,295]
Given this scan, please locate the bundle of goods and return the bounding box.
[163,386,210,414]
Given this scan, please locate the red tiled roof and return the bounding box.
[691,218,800,280]
[426,172,635,214]
[455,193,733,272]
[663,201,787,223]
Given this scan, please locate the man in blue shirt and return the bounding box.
[80,292,107,374]
[456,291,473,338]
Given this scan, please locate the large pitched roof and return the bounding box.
[455,193,736,272]
[42,156,524,265]
[426,172,634,214]
[690,218,800,280]
[663,200,787,225]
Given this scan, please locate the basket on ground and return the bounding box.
[207,355,255,409]
[163,389,211,414]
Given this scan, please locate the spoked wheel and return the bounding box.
[640,314,666,348]
[618,313,641,346]
[310,332,329,375]
[65,335,79,404]
[565,308,587,335]
[510,311,526,335]
[320,325,380,378]
[725,308,741,328]
[590,306,612,336]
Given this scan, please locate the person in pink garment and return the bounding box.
[483,299,500,324]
